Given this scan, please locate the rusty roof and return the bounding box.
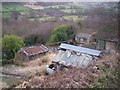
[19,45,49,56]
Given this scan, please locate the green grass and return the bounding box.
[2,12,12,18]
[61,8,86,14]
[61,9,73,13]
[2,5,31,12]
[62,15,86,22]
[2,5,31,18]
[38,17,52,21]
[45,5,64,9]
[29,17,55,22]
[63,15,78,20]
[46,5,59,8]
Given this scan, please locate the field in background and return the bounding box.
[2,5,31,11]
[2,5,31,18]
[63,15,87,22]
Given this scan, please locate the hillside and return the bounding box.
[16,51,119,88]
[1,2,119,89]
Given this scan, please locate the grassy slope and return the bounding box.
[2,5,31,18]
[2,5,31,12]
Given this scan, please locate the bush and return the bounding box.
[2,35,24,60]
[2,59,13,65]
[24,33,45,46]
[47,25,76,44]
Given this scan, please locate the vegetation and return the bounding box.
[24,33,46,46]
[2,35,24,60]
[45,5,65,9]
[48,25,68,43]
[2,5,31,12]
[1,2,119,89]
[83,4,118,38]
[0,38,2,65]
[47,25,76,44]
[61,9,75,13]
[16,51,119,88]
[2,12,12,18]
[90,57,119,88]
[29,17,55,22]
[63,15,86,22]
[2,5,31,18]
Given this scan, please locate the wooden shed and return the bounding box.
[75,32,96,45]
[16,45,49,61]
[95,38,118,51]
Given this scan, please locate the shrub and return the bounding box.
[2,35,24,60]
[47,25,76,44]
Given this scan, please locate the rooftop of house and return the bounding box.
[18,45,49,56]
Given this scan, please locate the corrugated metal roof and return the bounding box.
[53,50,93,68]
[59,43,102,56]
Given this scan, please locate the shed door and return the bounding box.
[96,40,106,50]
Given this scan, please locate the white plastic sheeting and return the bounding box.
[46,67,54,74]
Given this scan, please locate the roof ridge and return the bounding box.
[59,43,102,56]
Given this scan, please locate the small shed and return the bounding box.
[75,32,96,45]
[17,45,49,61]
[95,37,119,50]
